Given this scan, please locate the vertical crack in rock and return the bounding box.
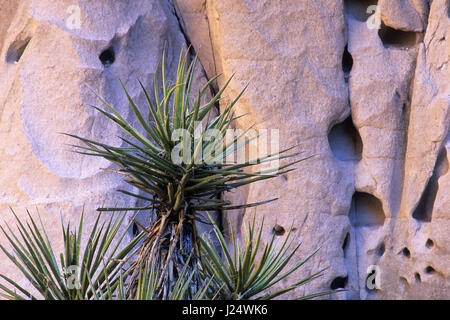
[340,226,360,298]
[168,0,194,55]
[342,44,353,83]
[168,0,218,100]
[204,8,218,87]
[342,232,350,255]
[412,146,448,222]
[393,75,416,217]
[167,0,220,143]
[341,3,362,297]
[170,0,218,93]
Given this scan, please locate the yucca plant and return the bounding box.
[0,209,143,300]
[199,214,337,300]
[67,49,305,299]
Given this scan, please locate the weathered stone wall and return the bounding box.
[0,0,448,299]
[176,0,449,299]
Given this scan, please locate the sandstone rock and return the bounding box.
[181,0,355,299]
[172,0,216,81]
[401,0,450,219]
[179,0,449,299]
[379,0,426,32]
[347,11,419,217]
[0,0,448,300]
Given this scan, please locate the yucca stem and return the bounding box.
[126,208,200,299]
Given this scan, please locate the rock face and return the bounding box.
[176,0,449,299]
[0,0,448,299]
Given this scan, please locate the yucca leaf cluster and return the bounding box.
[199,214,337,300]
[66,50,302,298]
[68,50,300,215]
[0,210,336,300]
[0,209,142,300]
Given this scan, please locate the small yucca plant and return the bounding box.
[0,210,333,300]
[199,214,337,300]
[0,209,142,300]
[68,49,304,298]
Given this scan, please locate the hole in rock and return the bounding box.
[330,276,348,289]
[412,147,448,222]
[342,45,353,82]
[6,37,31,63]
[349,192,385,227]
[344,0,378,22]
[328,116,362,161]
[376,242,385,257]
[425,266,435,274]
[425,239,434,248]
[272,224,285,236]
[415,273,421,282]
[342,232,350,251]
[400,247,411,258]
[378,23,418,49]
[99,46,115,67]
[402,102,408,116]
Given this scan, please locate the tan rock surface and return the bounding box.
[0,0,448,299]
[179,0,449,299]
